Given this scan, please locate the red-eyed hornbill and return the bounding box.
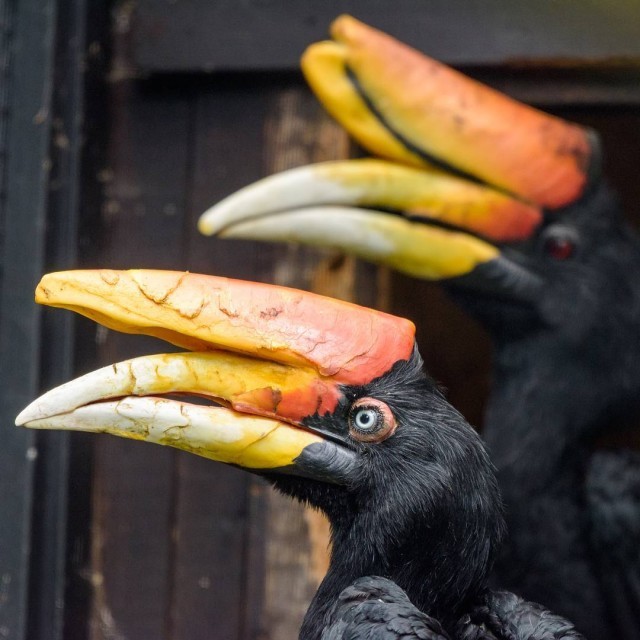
[16,270,584,640]
[197,16,640,640]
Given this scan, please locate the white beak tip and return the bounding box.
[15,408,34,427]
[16,400,60,428]
[197,211,217,236]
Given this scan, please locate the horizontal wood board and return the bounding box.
[53,3,640,638]
[133,1,640,73]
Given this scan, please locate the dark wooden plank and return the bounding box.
[0,0,57,637]
[256,87,352,639]
[0,0,11,222]
[170,458,249,640]
[133,0,640,73]
[186,76,280,280]
[90,432,174,640]
[86,73,192,639]
[62,4,111,638]
[26,0,88,637]
[239,477,268,640]
[167,79,274,640]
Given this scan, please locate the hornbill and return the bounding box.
[197,16,640,640]
[16,269,584,640]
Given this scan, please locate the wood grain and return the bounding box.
[258,86,352,639]
[88,76,191,639]
[77,9,640,639]
[132,1,640,74]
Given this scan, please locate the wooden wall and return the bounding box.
[78,11,640,638]
[2,2,640,639]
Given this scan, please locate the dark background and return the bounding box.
[2,2,640,638]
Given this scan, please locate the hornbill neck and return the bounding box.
[297,460,501,638]
[484,332,640,485]
[300,521,479,640]
[484,343,586,483]
[482,330,640,629]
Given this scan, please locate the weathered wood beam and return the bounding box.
[132,1,640,75]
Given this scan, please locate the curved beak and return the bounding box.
[17,270,415,482]
[199,159,537,280]
[302,15,594,209]
[198,16,597,297]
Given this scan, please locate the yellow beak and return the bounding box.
[17,270,415,479]
[198,17,596,284]
[303,15,593,209]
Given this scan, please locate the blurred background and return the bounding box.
[1,1,640,638]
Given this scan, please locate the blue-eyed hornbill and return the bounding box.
[197,16,640,640]
[17,269,584,640]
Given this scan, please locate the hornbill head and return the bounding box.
[198,17,640,349]
[17,269,503,631]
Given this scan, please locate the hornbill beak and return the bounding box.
[16,269,415,481]
[198,16,596,294]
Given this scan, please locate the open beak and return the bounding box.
[198,16,596,292]
[16,269,415,482]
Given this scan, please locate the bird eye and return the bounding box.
[348,398,397,443]
[353,408,378,430]
[541,226,578,261]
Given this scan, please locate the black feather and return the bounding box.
[265,350,580,639]
[450,181,640,639]
[321,577,450,640]
[461,591,584,640]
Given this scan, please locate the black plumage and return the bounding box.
[447,180,640,639]
[321,577,450,639]
[459,590,586,640]
[320,578,586,640]
[198,17,640,635]
[266,350,582,640]
[242,149,640,638]
[16,268,593,639]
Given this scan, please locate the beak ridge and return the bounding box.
[303,15,594,209]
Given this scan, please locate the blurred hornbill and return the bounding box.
[17,270,584,640]
[197,16,640,640]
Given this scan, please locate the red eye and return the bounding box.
[544,235,575,260]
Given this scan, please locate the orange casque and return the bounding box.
[304,15,592,209]
[35,269,416,423]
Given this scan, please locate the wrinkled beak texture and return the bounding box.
[36,270,415,389]
[19,270,391,478]
[199,160,542,243]
[20,396,324,470]
[16,351,341,426]
[303,15,592,208]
